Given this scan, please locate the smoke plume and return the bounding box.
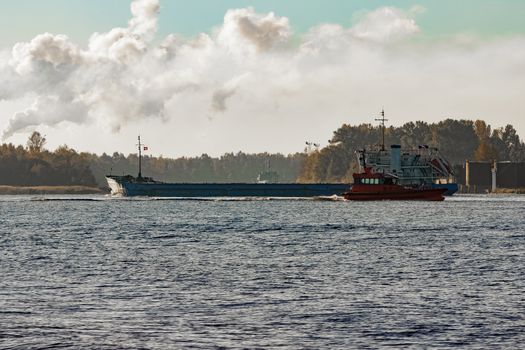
[1,0,524,154]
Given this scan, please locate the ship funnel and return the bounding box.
[390,145,401,175]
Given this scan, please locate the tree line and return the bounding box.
[87,151,305,187]
[299,119,525,183]
[0,132,305,187]
[1,119,523,187]
[0,132,96,186]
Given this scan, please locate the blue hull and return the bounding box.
[431,183,458,196]
[108,178,349,197]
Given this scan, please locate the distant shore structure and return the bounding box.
[463,160,525,193]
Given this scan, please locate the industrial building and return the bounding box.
[457,161,525,193]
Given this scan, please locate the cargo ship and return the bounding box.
[107,110,457,198]
[106,137,349,197]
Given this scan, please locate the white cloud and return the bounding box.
[349,7,420,42]
[10,33,82,75]
[129,0,160,38]
[0,0,524,155]
[88,0,158,62]
[3,95,89,136]
[217,7,292,54]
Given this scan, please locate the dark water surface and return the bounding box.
[1,195,524,349]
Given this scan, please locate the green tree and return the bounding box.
[502,124,525,161]
[430,119,478,164]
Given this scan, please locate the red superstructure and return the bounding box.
[343,168,446,201]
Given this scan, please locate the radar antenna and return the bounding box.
[375,109,388,151]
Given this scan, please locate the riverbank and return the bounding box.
[492,188,525,194]
[0,186,106,195]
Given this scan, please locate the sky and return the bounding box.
[0,0,524,157]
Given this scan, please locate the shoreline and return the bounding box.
[491,188,525,194]
[0,186,106,195]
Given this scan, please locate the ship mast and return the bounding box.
[137,135,142,179]
[375,109,388,151]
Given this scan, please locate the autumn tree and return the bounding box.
[297,119,524,182]
[26,131,46,154]
[473,120,498,161]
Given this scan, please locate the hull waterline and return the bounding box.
[106,176,349,197]
[343,188,446,201]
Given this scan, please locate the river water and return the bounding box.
[1,195,524,349]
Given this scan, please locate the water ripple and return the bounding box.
[0,195,524,348]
